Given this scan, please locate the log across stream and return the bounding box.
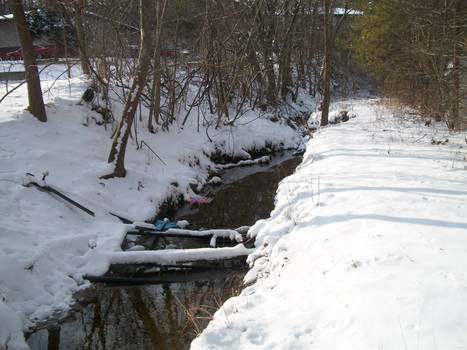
[26,151,302,350]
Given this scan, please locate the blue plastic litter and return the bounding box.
[154,219,180,231]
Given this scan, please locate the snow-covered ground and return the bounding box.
[2,62,466,350]
[0,63,305,349]
[192,100,467,349]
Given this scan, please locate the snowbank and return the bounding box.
[192,99,467,349]
[0,63,304,342]
[0,301,28,350]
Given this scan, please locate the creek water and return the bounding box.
[26,151,302,350]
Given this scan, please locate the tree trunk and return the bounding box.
[167,20,179,129]
[148,0,166,132]
[264,38,276,105]
[8,0,47,122]
[103,0,153,178]
[321,0,332,127]
[73,0,90,75]
[449,0,462,129]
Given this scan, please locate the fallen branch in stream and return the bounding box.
[129,223,245,247]
[216,155,270,170]
[108,244,253,265]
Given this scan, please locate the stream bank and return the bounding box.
[26,151,302,350]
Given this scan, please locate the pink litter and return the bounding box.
[186,196,213,204]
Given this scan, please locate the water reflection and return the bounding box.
[27,274,243,350]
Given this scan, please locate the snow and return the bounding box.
[0,62,303,345]
[165,228,243,247]
[129,226,243,247]
[192,99,467,349]
[207,176,223,185]
[216,155,271,170]
[0,301,28,350]
[108,244,253,265]
[2,61,466,349]
[0,62,25,73]
[0,13,14,21]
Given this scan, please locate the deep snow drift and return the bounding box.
[0,62,305,348]
[192,100,467,349]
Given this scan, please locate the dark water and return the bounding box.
[26,152,302,350]
[176,152,302,229]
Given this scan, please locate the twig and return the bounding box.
[0,61,60,104]
[42,61,79,94]
[285,183,297,225]
[317,176,320,207]
[0,79,26,104]
[139,140,167,165]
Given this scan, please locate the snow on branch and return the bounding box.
[216,156,270,170]
[109,244,252,265]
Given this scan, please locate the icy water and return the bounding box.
[26,152,302,350]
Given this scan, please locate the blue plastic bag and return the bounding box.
[154,219,180,231]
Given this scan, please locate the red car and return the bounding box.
[6,45,54,60]
[161,49,176,58]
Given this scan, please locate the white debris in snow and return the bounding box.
[207,176,223,185]
[177,220,190,228]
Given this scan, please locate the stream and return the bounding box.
[26,151,302,350]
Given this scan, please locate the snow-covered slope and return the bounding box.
[191,99,467,349]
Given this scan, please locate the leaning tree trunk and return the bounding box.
[321,0,332,127]
[103,0,153,178]
[8,0,47,122]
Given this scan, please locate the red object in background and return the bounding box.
[160,49,175,58]
[186,196,213,205]
[5,45,54,60]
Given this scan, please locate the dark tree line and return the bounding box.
[79,0,356,177]
[350,0,466,129]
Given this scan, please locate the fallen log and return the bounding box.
[128,224,244,247]
[84,275,189,285]
[109,244,252,265]
[114,263,246,270]
[23,173,95,216]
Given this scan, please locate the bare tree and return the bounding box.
[148,0,167,132]
[73,0,90,75]
[103,0,153,178]
[8,0,47,122]
[320,0,332,126]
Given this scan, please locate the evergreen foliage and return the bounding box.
[349,0,466,128]
[26,5,77,48]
